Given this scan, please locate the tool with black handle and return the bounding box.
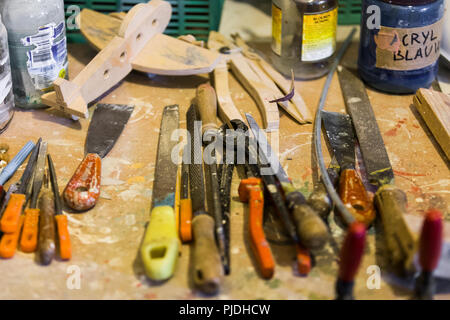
[322,111,375,226]
[196,83,228,275]
[246,113,329,251]
[338,67,416,273]
[48,154,72,261]
[187,104,224,295]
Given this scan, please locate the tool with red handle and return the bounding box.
[63,104,134,211]
[414,209,443,300]
[335,221,366,300]
[20,141,47,253]
[48,154,72,261]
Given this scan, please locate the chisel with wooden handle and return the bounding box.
[140,105,180,281]
[338,66,417,273]
[48,154,72,261]
[187,104,223,295]
[38,172,56,265]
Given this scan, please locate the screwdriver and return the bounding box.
[38,170,56,265]
[48,154,71,260]
[20,141,47,253]
[414,209,443,300]
[1,139,41,233]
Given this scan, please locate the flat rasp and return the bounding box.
[140,105,180,281]
[187,104,223,295]
[337,67,416,273]
[322,111,375,226]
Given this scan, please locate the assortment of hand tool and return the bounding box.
[0,139,71,263]
[0,2,446,301]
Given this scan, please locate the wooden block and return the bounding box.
[413,88,450,160]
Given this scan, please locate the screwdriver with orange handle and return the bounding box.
[0,139,40,234]
[48,154,71,260]
[415,209,443,300]
[20,141,47,253]
[239,168,275,279]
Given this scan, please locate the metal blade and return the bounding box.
[151,105,179,208]
[337,67,394,186]
[187,105,206,214]
[86,104,134,158]
[245,113,290,184]
[17,138,42,194]
[321,111,356,170]
[30,141,48,208]
[48,154,63,216]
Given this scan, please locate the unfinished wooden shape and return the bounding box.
[213,59,245,127]
[232,34,312,123]
[43,0,220,118]
[413,89,450,160]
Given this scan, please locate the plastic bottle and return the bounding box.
[0,15,14,132]
[358,0,444,94]
[0,0,68,109]
[270,0,338,80]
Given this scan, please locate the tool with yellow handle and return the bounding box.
[140,105,180,281]
[20,141,47,253]
[1,139,40,234]
[48,154,72,261]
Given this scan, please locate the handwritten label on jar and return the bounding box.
[375,19,443,71]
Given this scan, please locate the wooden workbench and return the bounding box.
[0,32,448,299]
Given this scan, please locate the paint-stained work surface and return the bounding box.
[0,33,448,299]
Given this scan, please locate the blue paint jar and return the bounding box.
[358,0,445,94]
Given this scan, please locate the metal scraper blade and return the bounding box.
[321,111,356,170]
[337,67,394,186]
[86,104,134,158]
[152,105,179,208]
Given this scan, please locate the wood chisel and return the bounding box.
[48,154,72,261]
[179,146,192,243]
[322,111,375,226]
[38,170,56,265]
[0,141,35,203]
[20,141,47,253]
[187,104,223,295]
[338,66,417,273]
[239,164,275,279]
[1,138,41,233]
[414,209,443,300]
[245,113,329,251]
[335,222,366,300]
[140,105,180,281]
[196,83,228,275]
[63,104,134,211]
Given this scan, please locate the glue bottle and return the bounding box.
[0,14,14,132]
[271,0,338,80]
[0,0,68,109]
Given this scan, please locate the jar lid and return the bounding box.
[381,0,438,5]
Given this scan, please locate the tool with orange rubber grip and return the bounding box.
[1,139,41,234]
[322,111,375,226]
[48,154,72,260]
[295,244,312,276]
[0,215,25,258]
[20,141,47,253]
[239,176,275,279]
[179,147,192,243]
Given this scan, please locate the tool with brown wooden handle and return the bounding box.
[187,104,223,295]
[38,174,56,266]
[196,83,229,276]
